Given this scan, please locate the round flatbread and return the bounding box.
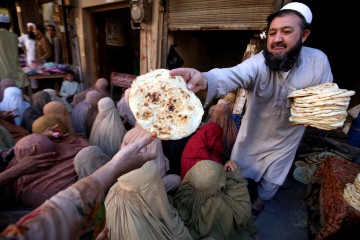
[129,69,204,140]
[292,100,349,108]
[291,105,346,112]
[287,83,339,98]
[290,109,347,118]
[343,180,360,211]
[294,90,355,103]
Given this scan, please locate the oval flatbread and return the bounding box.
[129,69,204,140]
[294,90,355,103]
[287,83,339,98]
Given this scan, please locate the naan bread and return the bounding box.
[291,106,346,113]
[293,90,355,103]
[290,109,347,118]
[288,83,339,98]
[129,69,204,140]
[287,83,355,130]
[289,117,345,130]
[292,100,349,108]
[343,173,360,211]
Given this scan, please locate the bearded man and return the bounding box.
[169,2,333,217]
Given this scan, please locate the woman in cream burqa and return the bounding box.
[74,145,111,180]
[173,160,257,240]
[104,159,192,240]
[89,97,127,158]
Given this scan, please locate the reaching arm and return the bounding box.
[92,132,157,190]
[1,132,157,240]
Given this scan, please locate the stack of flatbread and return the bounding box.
[129,69,204,140]
[343,173,360,211]
[288,83,355,130]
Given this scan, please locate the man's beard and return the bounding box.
[28,31,36,40]
[263,39,302,72]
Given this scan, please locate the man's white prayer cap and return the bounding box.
[27,22,35,28]
[281,2,312,24]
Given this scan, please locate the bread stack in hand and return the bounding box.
[288,83,355,130]
[343,173,360,211]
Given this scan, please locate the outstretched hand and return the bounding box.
[113,131,158,173]
[224,160,240,172]
[169,68,207,93]
[95,132,158,189]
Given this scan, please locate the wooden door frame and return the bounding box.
[76,1,130,87]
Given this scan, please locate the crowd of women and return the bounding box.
[0,77,257,240]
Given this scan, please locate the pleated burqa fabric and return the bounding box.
[14,133,56,161]
[73,145,110,179]
[12,119,89,208]
[121,123,180,192]
[32,116,69,135]
[71,90,102,135]
[105,161,192,240]
[83,105,98,139]
[173,160,257,240]
[43,101,75,135]
[89,97,127,158]
[116,88,136,127]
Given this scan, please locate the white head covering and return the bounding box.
[0,14,10,23]
[26,22,35,28]
[0,87,30,125]
[281,2,312,24]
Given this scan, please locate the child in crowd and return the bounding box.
[59,69,80,104]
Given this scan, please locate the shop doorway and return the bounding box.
[93,8,140,84]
